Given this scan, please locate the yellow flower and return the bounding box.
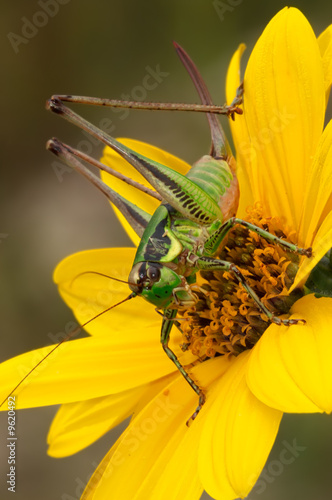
[1,7,332,500]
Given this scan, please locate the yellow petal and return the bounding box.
[290,118,332,289]
[53,248,156,335]
[0,325,176,409]
[298,118,332,247]
[80,359,227,500]
[100,138,191,246]
[247,295,332,413]
[47,377,170,457]
[244,7,325,233]
[199,351,282,500]
[292,210,332,290]
[318,24,332,105]
[226,43,255,216]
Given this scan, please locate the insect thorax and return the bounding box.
[133,203,209,268]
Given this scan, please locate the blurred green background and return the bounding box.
[1,0,332,499]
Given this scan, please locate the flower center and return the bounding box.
[179,205,304,359]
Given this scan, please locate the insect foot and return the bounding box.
[270,316,306,326]
[45,96,64,114]
[304,247,313,258]
[186,391,206,427]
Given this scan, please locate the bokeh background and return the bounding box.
[1,0,332,499]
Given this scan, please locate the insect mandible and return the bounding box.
[45,42,312,423]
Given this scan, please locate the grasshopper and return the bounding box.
[45,42,311,422]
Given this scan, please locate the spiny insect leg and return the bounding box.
[46,138,151,238]
[196,257,305,326]
[161,308,206,425]
[155,308,186,333]
[52,139,161,200]
[50,94,243,116]
[47,98,223,225]
[204,217,312,257]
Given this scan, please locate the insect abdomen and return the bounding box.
[186,155,233,209]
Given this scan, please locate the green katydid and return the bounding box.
[44,42,312,423]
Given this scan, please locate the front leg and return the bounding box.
[161,308,206,424]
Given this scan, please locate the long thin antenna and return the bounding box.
[70,270,136,288]
[0,293,135,408]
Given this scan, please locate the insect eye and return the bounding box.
[147,266,161,282]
